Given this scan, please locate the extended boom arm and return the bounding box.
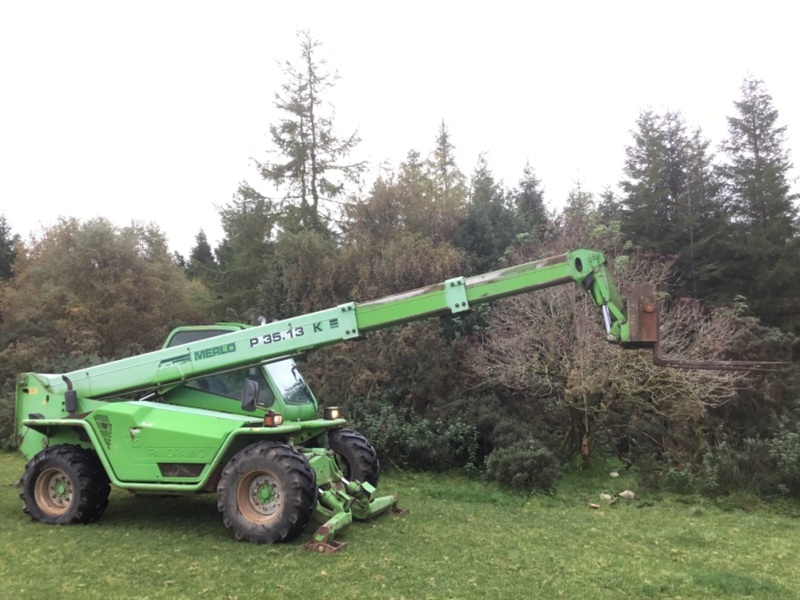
[29,248,767,402]
[33,250,634,400]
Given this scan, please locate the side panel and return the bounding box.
[86,401,258,483]
[16,373,82,458]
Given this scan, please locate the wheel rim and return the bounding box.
[236,471,283,524]
[34,468,74,517]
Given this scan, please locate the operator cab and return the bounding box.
[162,325,317,420]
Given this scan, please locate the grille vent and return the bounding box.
[92,414,113,448]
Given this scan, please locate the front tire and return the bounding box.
[20,445,111,525]
[329,428,380,487]
[217,442,317,543]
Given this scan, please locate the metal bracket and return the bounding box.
[444,277,470,313]
[303,526,347,554]
[625,285,787,371]
[337,303,360,339]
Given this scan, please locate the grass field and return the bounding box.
[1,451,799,599]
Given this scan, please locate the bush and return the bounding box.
[348,400,479,473]
[661,464,717,496]
[442,420,479,474]
[0,391,14,450]
[768,422,800,495]
[485,438,561,494]
[658,432,800,499]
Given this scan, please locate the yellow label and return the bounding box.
[27,387,39,394]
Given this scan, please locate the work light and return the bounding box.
[263,411,283,427]
[324,406,342,420]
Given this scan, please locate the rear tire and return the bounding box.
[329,428,380,487]
[217,442,316,543]
[20,444,111,525]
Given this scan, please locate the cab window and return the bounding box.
[186,368,275,408]
[265,360,314,406]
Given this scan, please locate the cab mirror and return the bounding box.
[241,378,260,412]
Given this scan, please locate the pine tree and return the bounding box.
[0,215,20,281]
[620,110,725,297]
[596,188,622,222]
[212,184,280,318]
[721,78,797,233]
[186,230,216,281]
[424,121,467,243]
[513,161,548,236]
[454,155,517,272]
[719,77,799,327]
[258,30,364,232]
[396,150,436,238]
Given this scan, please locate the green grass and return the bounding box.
[2,452,799,599]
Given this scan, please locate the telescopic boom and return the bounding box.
[35,249,644,400]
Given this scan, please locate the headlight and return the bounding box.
[324,406,342,420]
[263,411,283,427]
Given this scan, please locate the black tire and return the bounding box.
[19,444,111,525]
[329,428,380,487]
[217,442,317,543]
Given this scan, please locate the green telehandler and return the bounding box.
[13,249,766,551]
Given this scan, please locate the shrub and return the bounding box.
[0,389,14,450]
[485,438,561,494]
[347,400,479,473]
[658,432,800,499]
[768,422,800,495]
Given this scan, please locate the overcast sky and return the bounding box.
[1,1,798,256]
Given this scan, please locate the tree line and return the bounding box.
[1,32,798,496]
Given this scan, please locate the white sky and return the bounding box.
[1,0,798,257]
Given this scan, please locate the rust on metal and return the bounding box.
[622,284,787,371]
[303,538,347,553]
[391,494,409,517]
[303,524,348,553]
[360,283,446,307]
[652,344,788,371]
[631,285,788,371]
[464,254,569,287]
[623,283,658,348]
[470,277,574,301]
[537,253,570,268]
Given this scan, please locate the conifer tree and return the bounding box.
[186,230,216,282]
[513,161,548,236]
[0,215,19,281]
[212,185,279,318]
[719,77,799,327]
[258,30,364,232]
[424,121,467,243]
[620,110,724,297]
[454,155,517,272]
